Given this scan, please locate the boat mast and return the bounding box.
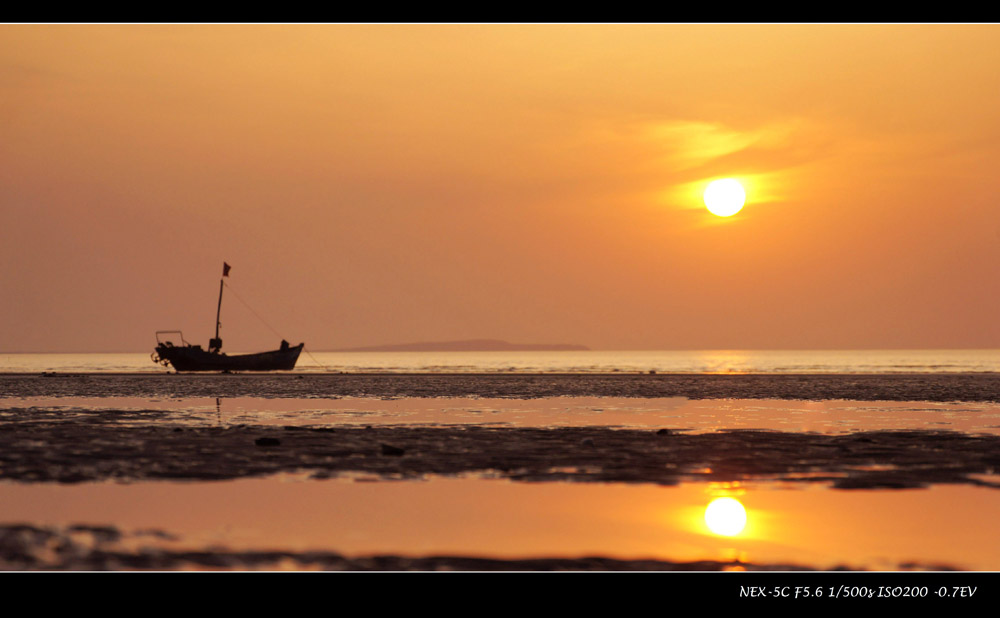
[209,262,229,353]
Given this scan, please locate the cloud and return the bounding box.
[643,118,835,178]
[611,118,838,211]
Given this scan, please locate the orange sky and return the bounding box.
[3,24,1000,352]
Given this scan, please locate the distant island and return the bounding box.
[333,339,590,352]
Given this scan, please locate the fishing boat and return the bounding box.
[152,263,304,372]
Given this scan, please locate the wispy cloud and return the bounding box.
[643,118,834,177]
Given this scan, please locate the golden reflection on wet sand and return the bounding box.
[1,476,997,570]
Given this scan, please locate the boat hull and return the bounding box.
[154,342,304,372]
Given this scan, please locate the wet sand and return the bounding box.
[5,372,1000,488]
[3,372,1000,570]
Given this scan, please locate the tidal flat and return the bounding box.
[2,373,999,571]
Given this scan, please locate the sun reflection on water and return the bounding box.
[700,483,750,539]
[705,497,748,536]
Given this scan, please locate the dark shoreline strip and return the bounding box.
[5,372,1000,401]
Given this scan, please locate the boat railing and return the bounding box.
[156,330,190,347]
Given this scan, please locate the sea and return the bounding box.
[2,349,999,374]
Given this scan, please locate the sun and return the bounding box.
[703,178,746,217]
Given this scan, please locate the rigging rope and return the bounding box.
[222,280,333,372]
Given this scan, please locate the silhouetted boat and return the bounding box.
[152,263,303,372]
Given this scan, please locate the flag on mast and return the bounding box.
[223,262,231,277]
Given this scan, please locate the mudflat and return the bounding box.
[4,372,999,488]
[3,372,1000,571]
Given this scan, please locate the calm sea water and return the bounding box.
[2,349,999,374]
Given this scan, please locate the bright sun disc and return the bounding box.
[704,497,747,536]
[703,179,746,217]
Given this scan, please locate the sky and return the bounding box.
[3,24,1000,353]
